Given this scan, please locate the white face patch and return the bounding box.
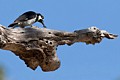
[38,15,42,21]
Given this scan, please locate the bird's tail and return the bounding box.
[8,23,18,27]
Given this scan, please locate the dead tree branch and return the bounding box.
[0,25,118,72]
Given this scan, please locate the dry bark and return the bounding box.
[0,25,118,72]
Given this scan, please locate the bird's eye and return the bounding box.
[41,15,44,19]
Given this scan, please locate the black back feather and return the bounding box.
[14,11,37,22]
[8,22,18,27]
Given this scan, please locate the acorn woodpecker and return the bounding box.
[8,11,46,28]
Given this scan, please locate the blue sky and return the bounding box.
[0,0,119,80]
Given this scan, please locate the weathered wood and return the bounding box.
[0,25,118,72]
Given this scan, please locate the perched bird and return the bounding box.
[8,11,46,28]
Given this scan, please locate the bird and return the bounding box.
[8,11,46,28]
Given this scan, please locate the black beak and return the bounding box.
[38,20,46,28]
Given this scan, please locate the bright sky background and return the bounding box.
[0,0,119,80]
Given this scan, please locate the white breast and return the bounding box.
[22,18,36,26]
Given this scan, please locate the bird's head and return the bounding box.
[37,13,46,28]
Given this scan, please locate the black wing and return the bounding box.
[14,11,37,22]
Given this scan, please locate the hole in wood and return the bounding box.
[94,27,96,30]
[46,41,48,43]
[50,42,52,44]
[48,32,51,34]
